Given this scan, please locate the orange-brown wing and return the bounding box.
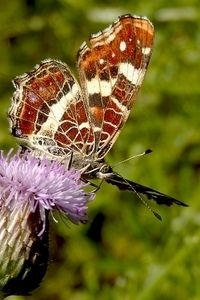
[9,60,95,159]
[77,14,154,160]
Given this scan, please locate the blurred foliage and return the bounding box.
[1,0,200,299]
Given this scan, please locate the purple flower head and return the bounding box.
[0,150,94,233]
[0,150,94,295]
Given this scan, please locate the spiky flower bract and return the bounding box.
[0,150,94,296]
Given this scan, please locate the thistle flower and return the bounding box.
[0,150,94,296]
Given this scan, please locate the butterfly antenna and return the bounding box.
[122,176,162,221]
[136,189,162,221]
[114,148,152,167]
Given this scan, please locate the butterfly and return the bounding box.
[8,14,188,219]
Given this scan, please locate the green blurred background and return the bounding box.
[1,0,200,299]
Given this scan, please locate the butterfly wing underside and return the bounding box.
[9,60,96,158]
[78,15,154,160]
[9,15,154,164]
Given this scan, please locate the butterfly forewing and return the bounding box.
[78,15,154,159]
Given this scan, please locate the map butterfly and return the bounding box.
[9,14,187,217]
